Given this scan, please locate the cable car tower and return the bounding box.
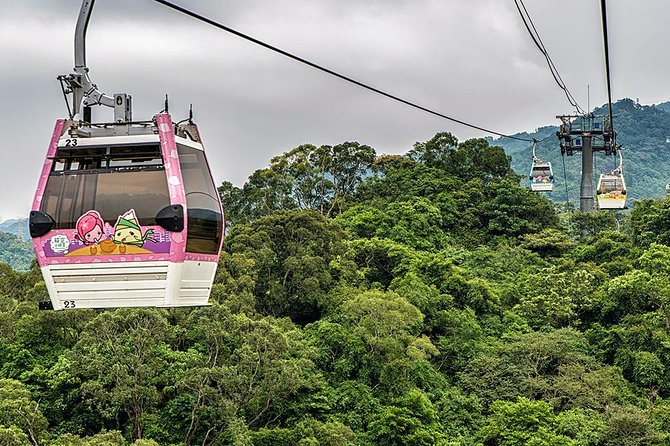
[29,0,224,310]
[556,113,617,212]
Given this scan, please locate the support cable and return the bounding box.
[599,0,615,137]
[518,0,584,113]
[514,0,585,114]
[151,0,534,142]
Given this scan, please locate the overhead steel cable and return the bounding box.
[561,152,570,203]
[514,0,585,114]
[518,0,584,113]
[150,0,534,142]
[599,0,615,136]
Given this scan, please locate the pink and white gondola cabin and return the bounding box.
[30,113,224,310]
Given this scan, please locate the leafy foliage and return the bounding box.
[5,131,670,444]
[0,232,34,271]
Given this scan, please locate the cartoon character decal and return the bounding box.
[112,209,158,247]
[75,210,107,245]
[42,208,170,258]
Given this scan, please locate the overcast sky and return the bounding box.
[0,0,667,219]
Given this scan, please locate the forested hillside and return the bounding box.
[5,134,670,445]
[490,98,670,203]
[0,232,34,271]
[0,218,29,241]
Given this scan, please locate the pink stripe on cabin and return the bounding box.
[156,113,187,264]
[32,120,65,212]
[32,120,66,266]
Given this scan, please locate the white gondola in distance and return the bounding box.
[596,150,627,210]
[528,140,554,192]
[529,159,554,192]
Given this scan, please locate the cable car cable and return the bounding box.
[514,0,582,112]
[517,0,583,113]
[513,0,584,114]
[150,0,534,143]
[600,0,615,135]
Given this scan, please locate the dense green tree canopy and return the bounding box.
[5,131,670,445]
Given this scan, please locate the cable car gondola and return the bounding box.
[529,141,554,192]
[29,0,223,310]
[596,150,627,210]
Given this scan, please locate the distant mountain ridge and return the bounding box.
[654,101,670,115]
[489,98,670,204]
[0,217,29,241]
[0,218,33,270]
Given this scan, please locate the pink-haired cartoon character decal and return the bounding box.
[75,210,107,245]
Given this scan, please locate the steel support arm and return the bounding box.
[66,0,116,116]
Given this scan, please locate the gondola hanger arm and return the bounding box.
[58,0,131,121]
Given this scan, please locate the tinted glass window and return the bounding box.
[177,144,223,254]
[41,144,170,229]
[532,167,552,177]
[601,178,624,192]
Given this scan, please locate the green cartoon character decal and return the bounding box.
[112,209,158,247]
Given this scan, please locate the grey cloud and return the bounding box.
[0,0,668,219]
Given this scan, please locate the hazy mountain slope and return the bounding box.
[654,101,670,114]
[0,217,29,241]
[0,231,34,271]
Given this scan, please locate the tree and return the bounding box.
[409,134,515,183]
[520,228,575,257]
[268,142,375,216]
[66,309,174,441]
[251,419,355,446]
[335,290,438,393]
[0,379,48,446]
[336,199,449,251]
[303,320,366,383]
[224,210,351,323]
[479,180,558,237]
[630,198,670,246]
[219,142,375,226]
[514,267,602,329]
[604,405,660,446]
[603,270,661,320]
[162,306,321,446]
[461,329,618,409]
[0,426,31,446]
[566,211,618,239]
[224,166,298,224]
[366,390,446,446]
[555,408,607,446]
[407,132,458,168]
[572,230,639,266]
[478,398,577,446]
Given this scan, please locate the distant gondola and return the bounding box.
[529,140,554,192]
[596,150,627,210]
